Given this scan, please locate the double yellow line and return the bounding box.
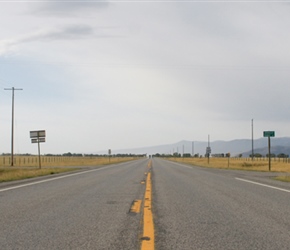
[129,160,155,250]
[141,161,154,250]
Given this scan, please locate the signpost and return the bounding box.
[30,130,46,169]
[226,153,231,168]
[206,135,211,164]
[206,146,211,163]
[263,131,275,171]
[108,149,111,162]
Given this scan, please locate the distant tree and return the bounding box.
[277,153,288,158]
[63,152,72,157]
[266,153,276,158]
[211,153,226,157]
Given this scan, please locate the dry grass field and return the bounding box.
[0,156,137,168]
[167,157,290,173]
[274,176,290,182]
[0,168,76,182]
[0,156,139,182]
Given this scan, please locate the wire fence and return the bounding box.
[0,156,137,168]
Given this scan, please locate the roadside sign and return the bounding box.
[29,130,46,169]
[31,138,46,143]
[30,130,46,138]
[263,131,275,137]
[206,147,211,154]
[263,131,275,171]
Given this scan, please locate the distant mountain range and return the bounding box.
[99,137,290,157]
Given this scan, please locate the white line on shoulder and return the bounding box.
[0,165,117,193]
[236,178,290,193]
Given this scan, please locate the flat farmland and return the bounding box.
[167,157,290,172]
[0,156,138,168]
[0,156,140,182]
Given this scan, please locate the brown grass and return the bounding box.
[0,168,76,182]
[273,176,290,182]
[0,156,140,182]
[0,156,138,168]
[166,157,290,172]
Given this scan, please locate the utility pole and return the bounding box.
[192,141,194,157]
[208,135,210,164]
[252,119,254,161]
[182,145,184,157]
[4,87,23,166]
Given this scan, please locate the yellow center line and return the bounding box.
[147,161,152,168]
[141,169,154,250]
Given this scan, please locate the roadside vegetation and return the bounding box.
[0,156,142,182]
[164,157,290,182]
[0,155,141,168]
[273,176,290,182]
[0,168,76,182]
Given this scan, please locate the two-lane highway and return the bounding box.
[1,158,290,250]
[152,158,290,250]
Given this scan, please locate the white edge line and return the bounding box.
[0,165,117,193]
[162,160,290,194]
[164,160,192,169]
[236,178,290,193]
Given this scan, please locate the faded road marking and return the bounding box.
[236,178,290,193]
[130,200,142,213]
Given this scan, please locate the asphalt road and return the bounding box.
[153,158,290,250]
[0,159,148,250]
[1,158,290,250]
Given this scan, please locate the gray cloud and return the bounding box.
[29,25,94,41]
[32,1,109,16]
[0,24,94,55]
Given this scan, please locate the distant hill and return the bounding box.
[97,137,290,157]
[242,145,290,157]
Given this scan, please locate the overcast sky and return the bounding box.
[1,0,290,154]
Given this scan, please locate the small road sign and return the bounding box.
[29,130,46,169]
[263,131,275,171]
[206,147,211,154]
[31,138,46,143]
[30,130,46,138]
[263,131,275,137]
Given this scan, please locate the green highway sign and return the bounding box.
[263,131,275,137]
